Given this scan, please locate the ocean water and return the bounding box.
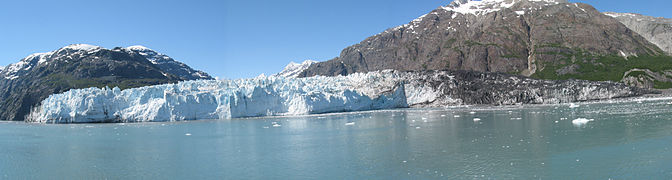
[1,99,672,179]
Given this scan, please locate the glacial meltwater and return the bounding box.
[1,98,672,179]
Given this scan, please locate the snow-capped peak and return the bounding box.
[1,44,103,80]
[124,45,163,64]
[285,60,316,70]
[444,0,567,16]
[2,44,212,81]
[273,60,318,78]
[61,44,101,51]
[123,45,212,80]
[126,45,153,52]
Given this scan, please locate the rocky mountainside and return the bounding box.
[603,13,672,89]
[604,12,672,55]
[298,0,671,88]
[0,44,212,120]
[125,45,211,80]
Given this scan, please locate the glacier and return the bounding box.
[26,71,410,123]
[26,69,649,123]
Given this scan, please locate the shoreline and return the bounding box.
[642,89,672,98]
[6,90,672,124]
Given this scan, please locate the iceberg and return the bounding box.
[571,118,594,126]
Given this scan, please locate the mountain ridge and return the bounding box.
[297,0,670,88]
[2,44,212,81]
[604,12,672,55]
[0,44,212,120]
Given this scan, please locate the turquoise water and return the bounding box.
[1,99,672,179]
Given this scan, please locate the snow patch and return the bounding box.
[126,45,153,51]
[62,44,101,51]
[443,0,515,16]
[443,0,566,16]
[3,44,102,79]
[603,12,638,18]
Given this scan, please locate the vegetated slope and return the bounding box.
[603,12,672,88]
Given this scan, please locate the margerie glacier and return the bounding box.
[26,65,647,123]
[27,71,408,123]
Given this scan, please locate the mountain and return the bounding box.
[27,70,646,123]
[602,12,672,88]
[0,44,212,120]
[298,0,671,88]
[125,45,211,80]
[273,60,317,78]
[604,12,672,55]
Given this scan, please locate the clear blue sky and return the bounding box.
[0,0,670,79]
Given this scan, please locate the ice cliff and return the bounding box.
[26,71,408,123]
[27,70,650,123]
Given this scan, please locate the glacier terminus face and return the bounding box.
[26,71,410,123]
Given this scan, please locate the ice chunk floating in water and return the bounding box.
[572,118,594,126]
[569,103,580,108]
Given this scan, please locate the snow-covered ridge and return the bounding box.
[273,60,317,78]
[444,0,566,16]
[384,0,570,36]
[2,44,105,80]
[126,45,153,51]
[123,45,212,80]
[62,44,101,51]
[1,44,210,80]
[444,0,516,16]
[27,70,411,123]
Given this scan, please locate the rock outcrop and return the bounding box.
[604,12,672,55]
